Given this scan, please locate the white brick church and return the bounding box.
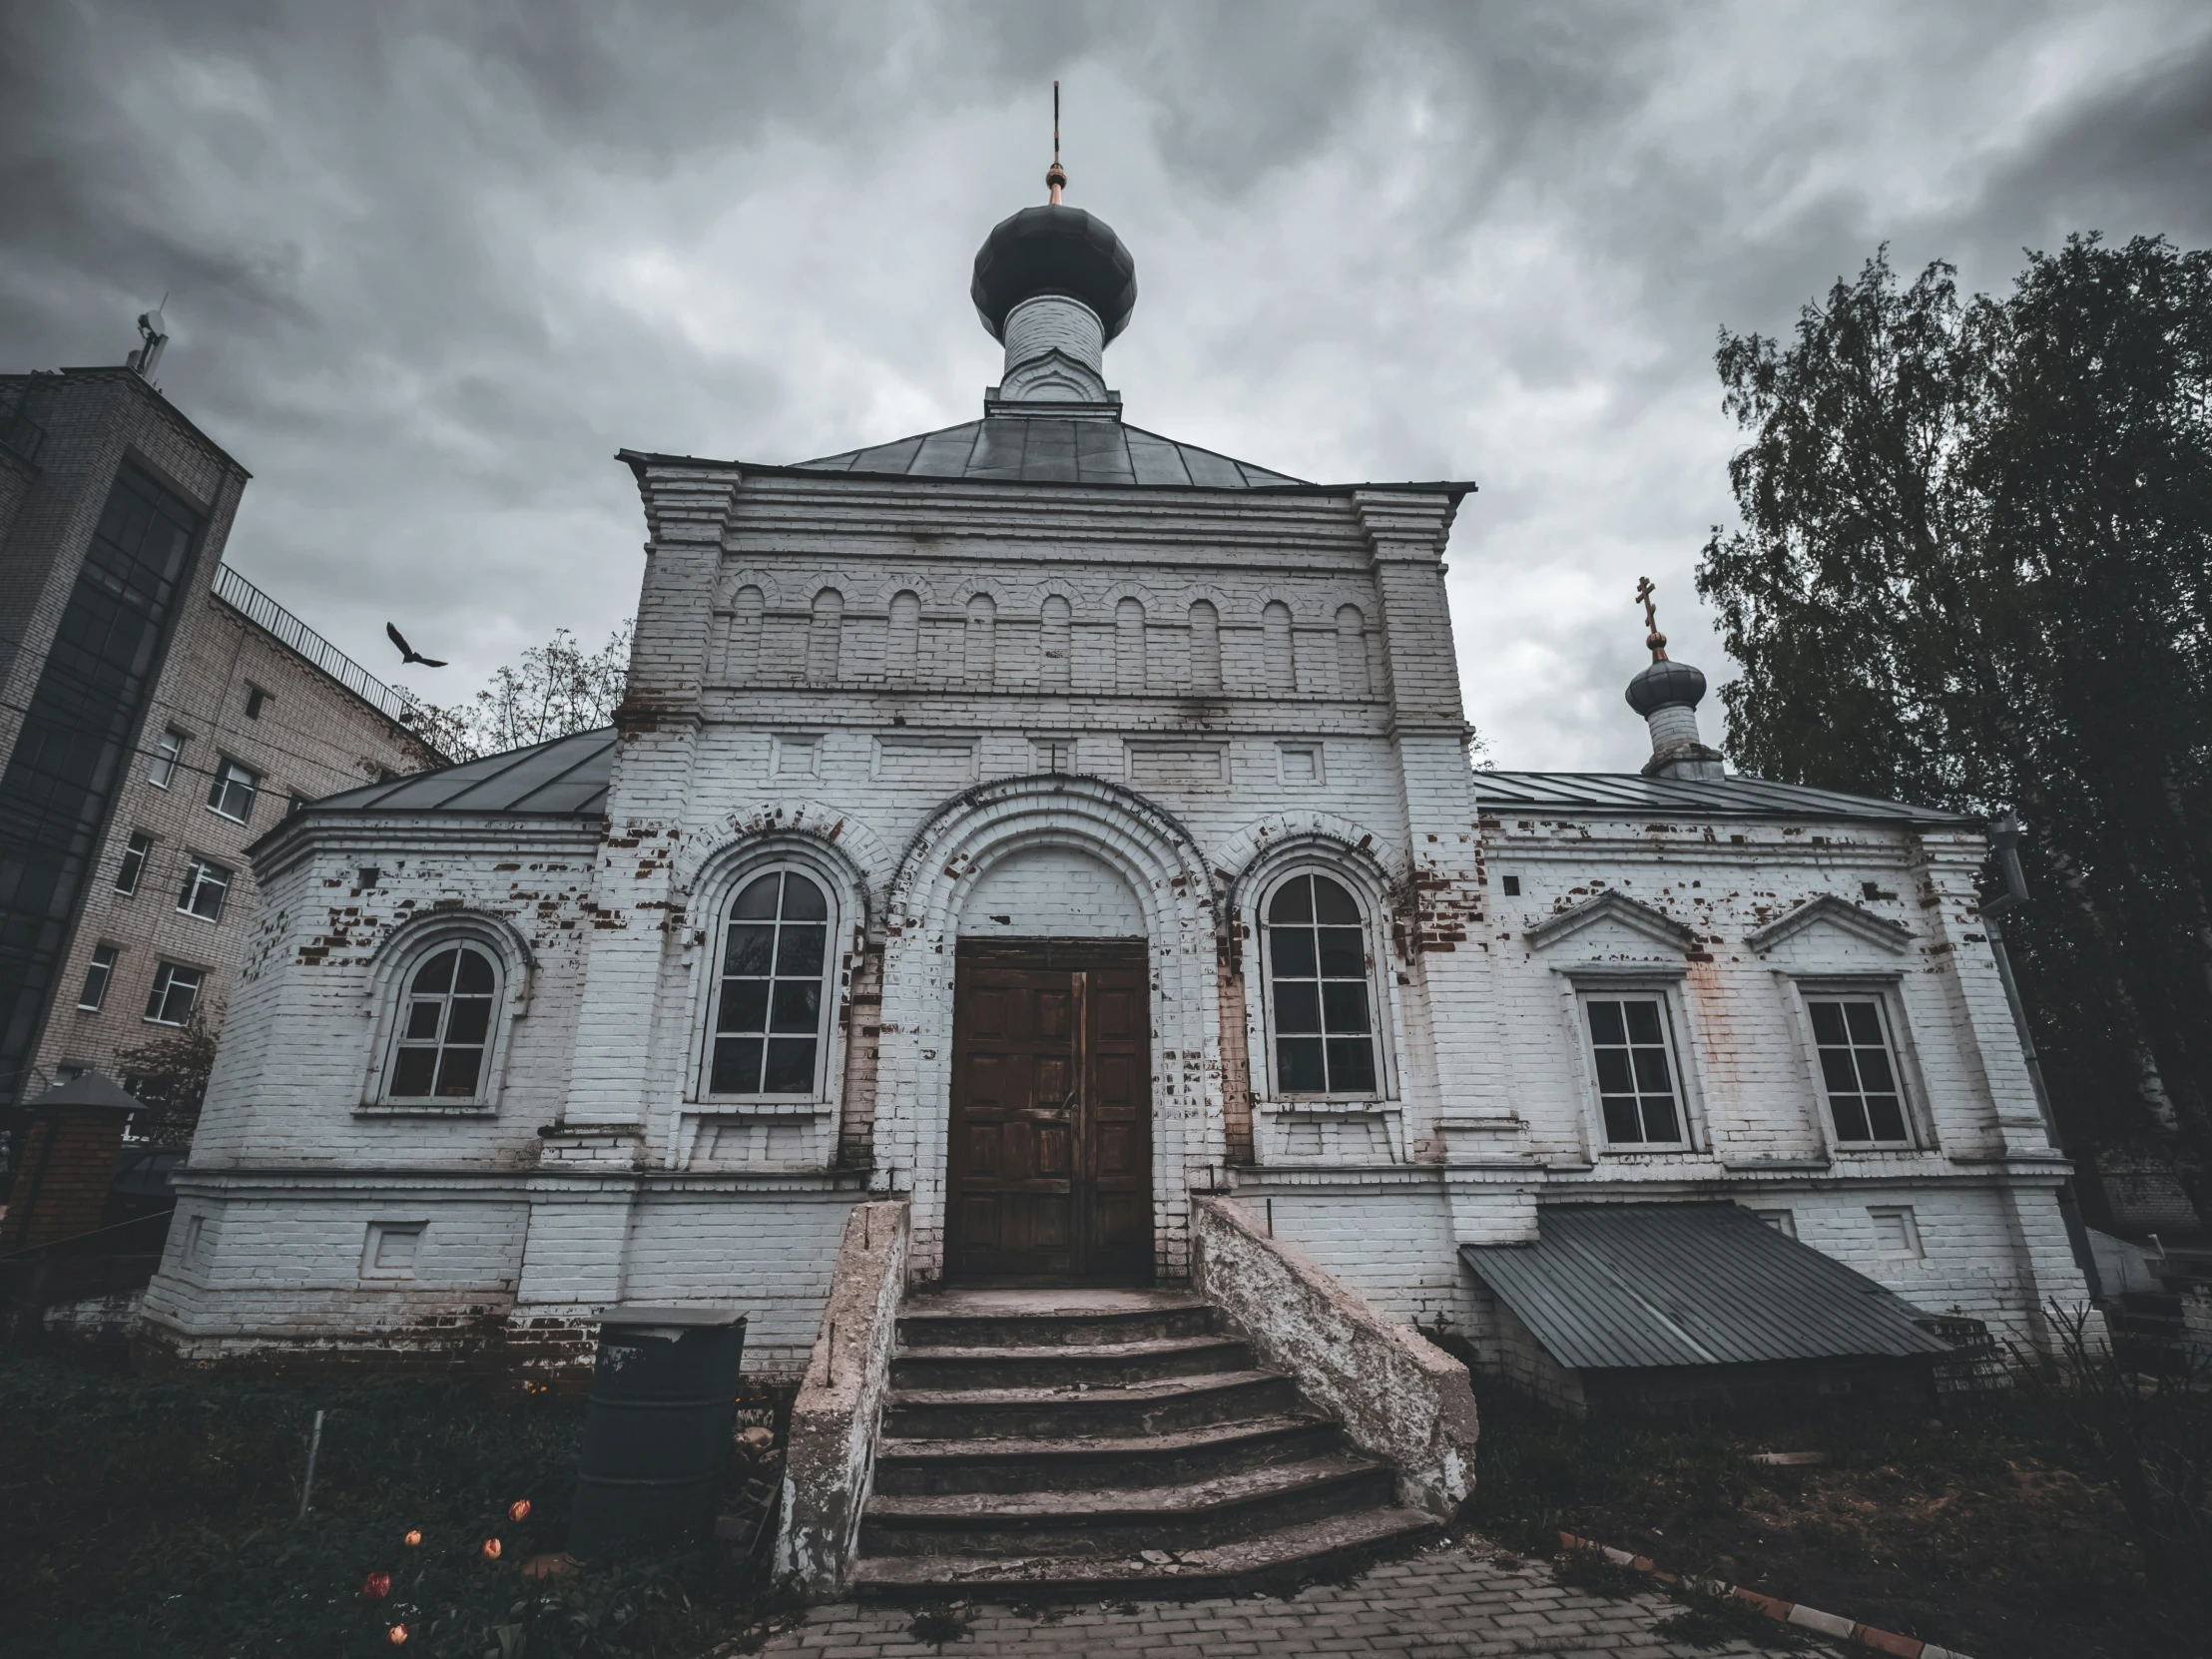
[142,179,2091,1392]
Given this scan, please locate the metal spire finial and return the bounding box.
[1636,576,1668,661]
[1045,81,1067,204]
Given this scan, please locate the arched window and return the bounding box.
[965,593,997,685]
[807,588,843,685]
[1263,872,1378,1095]
[1189,600,1221,692]
[887,589,921,678]
[1039,594,1071,690]
[1336,604,1370,696]
[388,945,498,1098]
[1115,596,1146,690]
[709,868,832,1096]
[1263,600,1296,692]
[728,584,765,681]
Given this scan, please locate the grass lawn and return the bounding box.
[1464,1374,2196,1659]
[0,1352,783,1659]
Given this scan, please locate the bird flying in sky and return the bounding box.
[386,622,447,668]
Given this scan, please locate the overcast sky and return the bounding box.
[5,1,2208,771]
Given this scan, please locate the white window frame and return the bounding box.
[176,854,232,922]
[116,831,153,895]
[78,943,120,1011]
[1249,863,1396,1106]
[1780,973,1933,1156]
[149,727,185,788]
[206,757,261,824]
[359,916,532,1114]
[144,961,204,1026]
[694,858,845,1106]
[1555,966,1710,1157]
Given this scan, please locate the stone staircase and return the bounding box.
[848,1287,1439,1601]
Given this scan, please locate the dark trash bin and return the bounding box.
[568,1306,746,1559]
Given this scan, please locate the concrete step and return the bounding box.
[883,1369,1299,1440]
[871,1410,1346,1496]
[898,1289,1215,1352]
[859,1451,1396,1557]
[848,1503,1441,1603]
[890,1332,1254,1390]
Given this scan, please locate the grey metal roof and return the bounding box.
[1460,1203,1953,1372]
[306,728,616,818]
[1475,771,1974,828]
[794,415,1307,488]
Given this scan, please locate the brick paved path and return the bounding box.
[753,1536,1762,1657]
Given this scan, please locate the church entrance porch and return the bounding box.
[946,938,1152,1285]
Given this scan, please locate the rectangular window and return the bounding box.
[1753,1208,1797,1239]
[149,727,185,788]
[362,1221,424,1279]
[144,961,204,1025]
[1808,996,1911,1145]
[177,855,232,921]
[1584,995,1685,1145]
[115,831,153,894]
[181,1214,206,1268]
[206,758,260,823]
[1870,1206,1923,1259]
[245,686,267,719]
[78,944,119,1010]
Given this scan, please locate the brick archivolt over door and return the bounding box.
[874,776,1225,1283]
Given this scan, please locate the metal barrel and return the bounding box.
[567,1307,747,1559]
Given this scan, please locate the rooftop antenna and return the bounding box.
[1046,81,1067,204]
[1635,576,1668,662]
[126,292,170,381]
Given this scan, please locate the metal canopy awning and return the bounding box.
[1460,1203,1953,1372]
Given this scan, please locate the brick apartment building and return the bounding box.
[0,350,441,1125]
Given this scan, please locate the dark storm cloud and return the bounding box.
[3,1,2207,768]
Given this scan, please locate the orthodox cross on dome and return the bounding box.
[1635,576,1669,662]
[1046,81,1067,204]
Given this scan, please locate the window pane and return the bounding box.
[435,1046,483,1096]
[764,1037,817,1093]
[1316,928,1364,978]
[1844,1001,1884,1045]
[1276,1036,1326,1092]
[724,924,774,975]
[1269,926,1316,978]
[1866,1094,1908,1142]
[404,999,442,1040]
[781,874,829,920]
[1275,982,1321,1034]
[1325,1038,1376,1093]
[1818,1048,1860,1094]
[454,950,495,993]
[1639,1095,1682,1143]
[1320,981,1371,1034]
[734,873,781,918]
[777,924,827,977]
[1311,876,1360,925]
[1268,877,1313,923]
[412,950,456,994]
[712,1036,764,1095]
[444,997,492,1045]
[1808,1000,1848,1045]
[1601,1095,1643,1143]
[390,1047,437,1096]
[1855,1047,1898,1093]
[1624,1000,1664,1044]
[770,981,821,1033]
[1586,1000,1625,1045]
[718,980,770,1033]
[1630,1046,1673,1094]
[1593,1048,1634,1093]
[1830,1095,1873,1143]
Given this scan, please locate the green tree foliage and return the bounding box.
[402,622,632,764]
[1697,235,2212,1190]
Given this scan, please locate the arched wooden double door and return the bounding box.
[946,937,1153,1284]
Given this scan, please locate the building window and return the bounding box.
[78,945,120,1010]
[177,855,232,921]
[116,831,153,894]
[362,1221,424,1279]
[206,759,260,823]
[1808,996,1911,1145]
[1753,1208,1797,1239]
[1869,1205,1923,1259]
[145,962,204,1026]
[1263,872,1379,1095]
[245,686,267,720]
[1584,995,1686,1146]
[709,869,831,1097]
[387,946,497,1098]
[149,728,186,788]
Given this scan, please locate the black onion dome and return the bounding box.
[970,205,1138,343]
[1625,657,1707,717]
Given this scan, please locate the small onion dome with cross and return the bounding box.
[970,207,1138,344]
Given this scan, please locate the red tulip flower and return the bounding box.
[508,1499,532,1522]
[481,1537,502,1560]
[362,1571,391,1602]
